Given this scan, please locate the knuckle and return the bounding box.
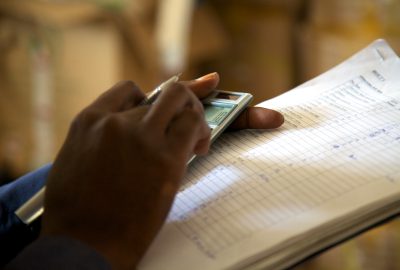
[168,82,189,97]
[97,115,125,140]
[116,80,139,91]
[92,115,126,145]
[70,108,102,131]
[102,114,122,131]
[157,151,181,171]
[71,109,125,141]
[185,108,203,123]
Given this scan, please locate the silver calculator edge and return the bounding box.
[188,90,253,164]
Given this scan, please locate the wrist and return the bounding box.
[40,228,142,270]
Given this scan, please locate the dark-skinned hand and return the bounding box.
[40,72,284,270]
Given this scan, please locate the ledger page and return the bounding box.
[139,40,400,270]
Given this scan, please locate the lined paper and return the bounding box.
[168,73,400,258]
[139,40,400,270]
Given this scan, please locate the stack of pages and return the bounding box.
[139,39,400,270]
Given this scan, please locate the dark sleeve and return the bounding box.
[5,236,111,270]
[0,164,52,265]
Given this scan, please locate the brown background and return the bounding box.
[1,1,400,268]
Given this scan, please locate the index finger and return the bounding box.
[143,83,204,133]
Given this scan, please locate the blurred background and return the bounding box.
[1,0,400,269]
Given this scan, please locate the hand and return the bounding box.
[183,72,284,130]
[41,81,210,269]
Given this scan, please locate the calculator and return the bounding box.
[187,90,253,164]
[203,90,253,143]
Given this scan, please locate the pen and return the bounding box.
[140,73,181,105]
[15,74,182,225]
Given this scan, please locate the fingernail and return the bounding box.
[195,72,218,81]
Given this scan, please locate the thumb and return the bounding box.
[228,107,284,130]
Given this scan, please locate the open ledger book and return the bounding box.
[139,39,400,270]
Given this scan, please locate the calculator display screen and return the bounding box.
[215,92,241,100]
[204,103,235,126]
